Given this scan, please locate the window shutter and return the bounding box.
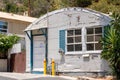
[59,30,65,52]
[103,25,110,37]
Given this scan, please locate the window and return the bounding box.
[0,21,8,33]
[86,27,102,51]
[67,29,82,52]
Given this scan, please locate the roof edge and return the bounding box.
[34,7,111,24]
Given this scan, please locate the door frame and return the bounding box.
[26,28,48,74]
[32,35,46,72]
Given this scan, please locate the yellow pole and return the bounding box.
[44,59,47,75]
[52,59,55,76]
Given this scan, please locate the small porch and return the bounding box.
[25,28,48,74]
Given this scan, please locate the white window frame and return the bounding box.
[86,26,102,51]
[66,28,82,54]
[65,25,103,54]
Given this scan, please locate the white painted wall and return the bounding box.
[46,8,111,72]
[0,18,30,35]
[25,31,31,72]
[25,8,111,73]
[10,43,21,54]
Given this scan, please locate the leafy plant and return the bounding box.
[101,13,120,79]
[0,34,20,59]
[89,0,120,14]
[77,0,92,7]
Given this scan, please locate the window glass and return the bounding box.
[95,27,102,34]
[0,30,7,32]
[0,21,7,33]
[75,29,81,35]
[67,30,73,36]
[86,27,102,51]
[87,36,94,42]
[75,36,81,43]
[0,25,7,29]
[95,43,102,50]
[75,44,82,51]
[95,35,102,41]
[2,25,7,29]
[0,21,5,25]
[67,37,74,43]
[67,45,74,51]
[87,28,93,34]
[87,44,94,50]
[67,29,81,52]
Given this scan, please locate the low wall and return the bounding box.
[10,52,26,73]
[0,59,7,72]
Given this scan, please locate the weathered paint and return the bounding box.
[25,31,31,72]
[26,29,48,73]
[25,7,111,75]
[32,36,45,72]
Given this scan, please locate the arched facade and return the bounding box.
[25,7,111,76]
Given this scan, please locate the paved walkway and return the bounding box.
[0,72,77,80]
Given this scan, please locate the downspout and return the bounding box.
[30,31,33,73]
[45,28,48,64]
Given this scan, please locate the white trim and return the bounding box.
[32,68,43,72]
[66,28,82,52]
[65,30,67,53]
[82,54,90,57]
[65,50,102,54]
[86,27,102,50]
[25,7,111,31]
[0,11,37,23]
[82,27,86,51]
[65,26,102,54]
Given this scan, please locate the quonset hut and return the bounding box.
[25,7,111,76]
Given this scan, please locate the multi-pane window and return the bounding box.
[67,29,82,52]
[0,21,8,33]
[86,27,102,50]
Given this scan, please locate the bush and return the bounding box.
[0,34,20,59]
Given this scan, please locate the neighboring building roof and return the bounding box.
[25,7,111,31]
[0,11,37,23]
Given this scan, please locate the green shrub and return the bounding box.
[0,34,20,59]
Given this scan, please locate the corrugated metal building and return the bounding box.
[25,7,111,76]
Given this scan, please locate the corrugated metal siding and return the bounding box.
[47,10,110,72]
[26,8,111,73]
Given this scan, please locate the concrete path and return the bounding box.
[0,72,77,80]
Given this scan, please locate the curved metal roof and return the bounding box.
[25,7,111,31]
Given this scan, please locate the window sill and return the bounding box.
[65,50,102,55]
